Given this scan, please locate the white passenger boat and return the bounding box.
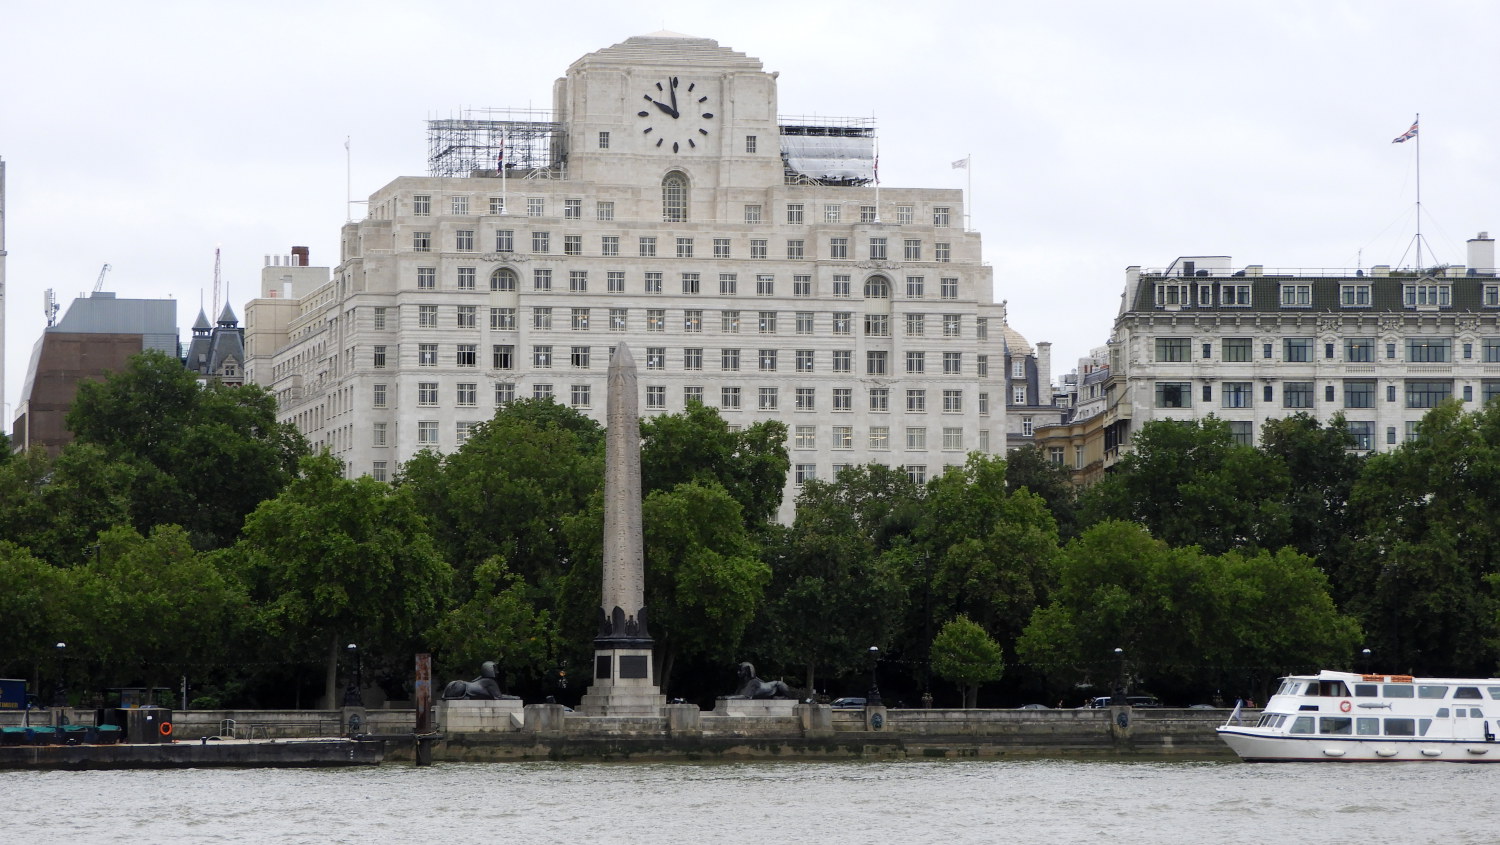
[1218,670,1500,762]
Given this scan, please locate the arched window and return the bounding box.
[490,267,518,292]
[662,171,689,223]
[864,274,891,299]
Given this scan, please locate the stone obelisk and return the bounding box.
[579,344,666,716]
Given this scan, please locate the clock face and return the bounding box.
[638,76,714,153]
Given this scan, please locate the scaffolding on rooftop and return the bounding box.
[427,108,567,179]
[778,116,876,187]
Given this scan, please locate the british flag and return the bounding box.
[1391,120,1419,144]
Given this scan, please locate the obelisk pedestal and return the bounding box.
[578,344,666,717]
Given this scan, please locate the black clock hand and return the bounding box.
[654,99,679,118]
[669,77,678,114]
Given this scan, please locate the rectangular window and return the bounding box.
[562,198,581,219]
[977,355,988,377]
[721,348,741,371]
[935,243,951,262]
[372,383,387,408]
[417,421,438,446]
[495,230,514,252]
[829,238,849,260]
[684,310,703,333]
[906,427,927,450]
[860,205,877,223]
[639,237,657,257]
[417,267,436,290]
[531,231,550,253]
[609,308,628,331]
[868,237,887,260]
[570,345,591,368]
[456,267,477,290]
[940,277,959,300]
[833,276,851,298]
[526,198,544,217]
[906,314,925,336]
[456,343,477,367]
[563,235,581,256]
[492,344,514,369]
[567,384,591,409]
[676,237,694,259]
[721,387,742,410]
[1221,284,1252,306]
[718,273,738,295]
[1347,420,1374,451]
[373,422,387,447]
[495,382,515,405]
[602,271,624,293]
[833,425,854,449]
[906,276,925,299]
[456,305,477,328]
[1155,338,1191,362]
[372,307,387,330]
[745,135,757,153]
[904,239,922,260]
[869,426,890,450]
[456,230,475,251]
[832,350,852,373]
[869,387,889,412]
[865,314,889,336]
[638,385,662,411]
[1155,382,1191,408]
[759,349,778,371]
[896,205,914,225]
[943,315,961,337]
[682,273,701,294]
[1344,380,1375,408]
[795,312,815,335]
[489,197,506,215]
[646,309,665,332]
[943,389,963,413]
[1404,284,1451,307]
[1222,337,1252,362]
[906,389,926,412]
[644,271,663,294]
[1341,284,1372,306]
[833,387,852,411]
[413,231,431,252]
[1284,337,1314,362]
[372,345,387,369]
[418,382,438,406]
[759,387,779,410]
[683,347,703,370]
[1229,420,1254,446]
[684,386,703,405]
[1406,380,1453,408]
[533,268,552,291]
[450,195,469,215]
[533,307,552,329]
[532,345,553,368]
[532,384,553,400]
[795,425,816,448]
[824,204,841,223]
[418,305,438,328]
[1284,381,1314,408]
[750,240,768,259]
[787,239,805,260]
[1223,382,1253,408]
[1280,284,1312,307]
[867,351,888,375]
[943,352,962,374]
[456,383,477,407]
[1344,337,1374,362]
[796,388,816,411]
[721,310,741,333]
[597,201,615,221]
[906,351,926,374]
[646,347,665,370]
[413,195,431,216]
[744,204,762,224]
[1407,338,1452,363]
[786,203,804,224]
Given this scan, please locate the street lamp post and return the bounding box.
[343,643,364,707]
[866,646,883,707]
[51,642,68,708]
[1113,647,1126,706]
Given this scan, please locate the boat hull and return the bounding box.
[1218,727,1500,763]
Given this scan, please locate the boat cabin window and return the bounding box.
[1436,708,1450,718]
[1319,716,1353,735]
[1454,686,1482,699]
[1487,687,1500,700]
[1384,684,1415,698]
[1289,716,1315,734]
[1468,708,1485,718]
[1354,684,1379,697]
[1384,718,1416,736]
[1356,717,1380,735]
[1309,680,1351,697]
[1419,718,1433,736]
[1418,685,1449,699]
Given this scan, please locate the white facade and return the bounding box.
[245,34,1006,520]
[1109,235,1500,452]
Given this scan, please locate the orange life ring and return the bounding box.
[1339,700,1352,713]
[159,721,173,736]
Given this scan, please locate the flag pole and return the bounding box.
[966,152,973,231]
[1414,113,1422,272]
[345,136,352,223]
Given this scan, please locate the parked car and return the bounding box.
[1087,694,1162,708]
[830,697,867,709]
[1017,704,1050,710]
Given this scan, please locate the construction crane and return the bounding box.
[93,263,111,293]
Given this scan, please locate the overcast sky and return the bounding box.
[4,0,1497,427]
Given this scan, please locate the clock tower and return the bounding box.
[554,32,783,190]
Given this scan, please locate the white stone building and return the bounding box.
[244,33,1008,520]
[1107,234,1499,452]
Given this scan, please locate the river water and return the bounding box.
[5,759,1497,844]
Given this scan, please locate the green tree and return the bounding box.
[1079,417,1291,553]
[930,614,1005,707]
[0,542,78,690]
[1343,400,1500,675]
[1003,444,1081,539]
[0,443,135,566]
[239,454,453,706]
[398,398,603,591]
[1258,413,1362,564]
[641,403,790,529]
[65,350,307,548]
[752,471,912,695]
[426,556,556,691]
